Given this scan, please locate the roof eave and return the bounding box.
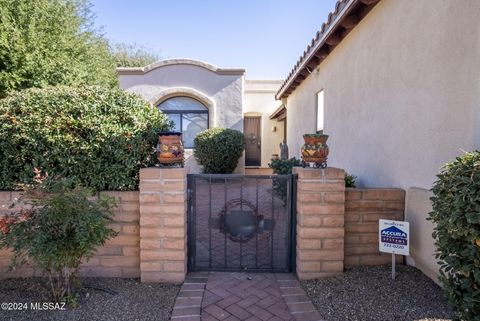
[269,104,286,120]
[276,0,381,100]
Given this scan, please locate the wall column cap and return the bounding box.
[139,167,187,181]
[293,167,345,180]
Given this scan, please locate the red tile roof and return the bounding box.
[276,0,380,99]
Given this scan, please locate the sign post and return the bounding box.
[379,219,409,280]
[392,252,395,280]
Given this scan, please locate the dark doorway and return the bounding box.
[244,116,261,166]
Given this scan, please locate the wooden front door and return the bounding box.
[244,116,261,166]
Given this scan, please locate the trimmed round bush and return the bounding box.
[0,86,170,190]
[194,128,244,174]
[429,151,480,321]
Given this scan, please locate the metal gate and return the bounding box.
[187,174,296,272]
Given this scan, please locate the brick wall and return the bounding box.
[294,167,346,280]
[0,169,406,282]
[345,188,405,266]
[0,191,140,279]
[0,168,188,284]
[139,168,187,283]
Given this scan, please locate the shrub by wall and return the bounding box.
[0,174,118,300]
[194,128,244,174]
[269,157,301,205]
[268,157,301,175]
[0,86,170,190]
[429,151,480,321]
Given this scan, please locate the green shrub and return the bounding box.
[0,171,117,301]
[429,151,480,321]
[269,157,302,175]
[345,172,357,188]
[0,86,171,190]
[194,128,244,174]
[269,158,301,206]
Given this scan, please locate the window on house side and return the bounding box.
[316,90,324,133]
[157,96,209,148]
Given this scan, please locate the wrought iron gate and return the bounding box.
[187,174,296,272]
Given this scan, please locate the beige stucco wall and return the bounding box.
[118,59,245,173]
[285,0,480,280]
[244,80,284,167]
[405,187,440,284]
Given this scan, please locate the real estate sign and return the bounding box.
[379,219,409,256]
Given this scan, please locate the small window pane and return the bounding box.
[182,113,208,148]
[316,90,324,132]
[166,113,181,132]
[158,97,207,111]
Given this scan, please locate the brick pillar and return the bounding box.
[139,167,187,283]
[293,167,345,280]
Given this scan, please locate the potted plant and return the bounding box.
[301,132,329,168]
[156,131,184,167]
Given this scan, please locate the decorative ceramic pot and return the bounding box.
[301,134,329,168]
[156,132,184,167]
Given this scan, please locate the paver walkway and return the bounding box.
[171,272,324,321]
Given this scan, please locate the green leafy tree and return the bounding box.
[112,42,160,67]
[0,0,117,97]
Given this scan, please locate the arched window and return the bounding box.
[157,96,209,148]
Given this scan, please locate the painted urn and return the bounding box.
[301,133,329,168]
[156,132,184,167]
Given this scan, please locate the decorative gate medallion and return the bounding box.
[219,199,263,243]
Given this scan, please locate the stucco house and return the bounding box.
[116,0,479,283]
[117,59,283,173]
[274,0,480,281]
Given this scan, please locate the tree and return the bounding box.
[112,42,161,67]
[0,0,117,97]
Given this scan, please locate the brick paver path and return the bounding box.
[171,272,324,321]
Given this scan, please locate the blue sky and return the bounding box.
[90,0,338,79]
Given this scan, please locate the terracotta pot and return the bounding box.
[301,134,329,168]
[156,132,184,167]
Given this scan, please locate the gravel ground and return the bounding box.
[301,265,454,321]
[0,278,180,321]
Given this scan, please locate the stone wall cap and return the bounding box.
[293,166,345,172]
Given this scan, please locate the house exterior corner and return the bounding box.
[280,0,480,282]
